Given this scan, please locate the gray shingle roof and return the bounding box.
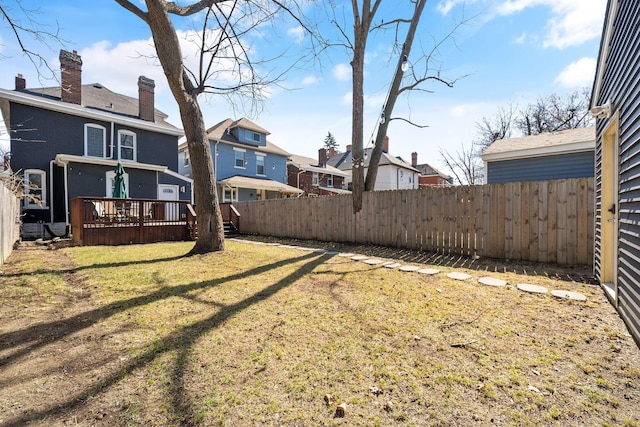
[482,126,595,156]
[21,83,177,130]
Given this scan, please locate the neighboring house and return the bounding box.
[481,127,595,184]
[178,118,302,202]
[1,50,192,239]
[287,148,351,196]
[590,0,640,346]
[410,152,453,187]
[327,137,419,191]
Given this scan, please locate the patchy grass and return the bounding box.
[0,239,639,426]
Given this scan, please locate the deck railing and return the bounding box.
[70,197,193,246]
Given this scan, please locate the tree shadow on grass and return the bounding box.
[0,251,333,426]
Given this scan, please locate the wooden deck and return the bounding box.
[70,197,195,246]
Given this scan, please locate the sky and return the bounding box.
[0,0,607,173]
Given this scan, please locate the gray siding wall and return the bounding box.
[486,151,594,184]
[594,1,640,345]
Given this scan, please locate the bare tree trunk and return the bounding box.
[146,0,225,253]
[351,34,365,213]
[365,0,426,191]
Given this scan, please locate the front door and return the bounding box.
[158,184,179,221]
[600,115,619,305]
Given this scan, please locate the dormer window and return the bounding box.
[252,132,261,142]
[85,124,106,158]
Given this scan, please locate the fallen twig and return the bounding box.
[441,309,489,330]
[450,339,480,348]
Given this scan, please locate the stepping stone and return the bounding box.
[418,268,440,275]
[551,290,587,301]
[517,283,548,294]
[324,251,339,255]
[339,253,356,257]
[351,255,369,261]
[478,277,507,287]
[399,265,421,272]
[364,259,383,265]
[313,249,327,253]
[447,272,472,281]
[383,262,402,268]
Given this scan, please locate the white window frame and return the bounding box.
[234,148,246,169]
[256,153,266,176]
[24,169,46,208]
[106,170,129,197]
[312,172,319,186]
[118,130,137,162]
[327,174,333,187]
[183,150,190,167]
[84,123,107,158]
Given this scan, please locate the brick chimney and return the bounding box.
[138,76,155,122]
[318,148,327,167]
[346,144,352,152]
[412,152,418,167]
[328,147,335,158]
[59,50,82,105]
[382,136,389,153]
[15,74,26,90]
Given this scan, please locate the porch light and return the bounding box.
[380,112,386,124]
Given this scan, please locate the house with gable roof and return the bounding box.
[1,50,192,239]
[326,137,419,191]
[178,118,302,202]
[287,148,351,196]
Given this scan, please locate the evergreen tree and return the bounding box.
[323,132,338,150]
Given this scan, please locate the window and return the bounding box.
[85,124,106,157]
[245,131,261,143]
[234,148,246,168]
[118,130,136,161]
[327,175,333,187]
[106,170,129,197]
[256,154,265,175]
[312,172,318,186]
[24,169,46,207]
[183,151,189,167]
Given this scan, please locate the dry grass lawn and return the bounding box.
[0,239,639,426]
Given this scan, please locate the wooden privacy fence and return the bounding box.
[235,178,594,266]
[0,180,20,266]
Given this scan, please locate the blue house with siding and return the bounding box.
[178,118,302,202]
[1,50,192,239]
[481,126,595,184]
[590,0,640,347]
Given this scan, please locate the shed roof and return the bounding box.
[481,126,595,162]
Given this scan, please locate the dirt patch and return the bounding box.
[1,241,639,427]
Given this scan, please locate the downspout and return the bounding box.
[110,122,115,158]
[62,159,69,225]
[49,160,55,224]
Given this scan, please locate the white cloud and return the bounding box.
[78,28,243,97]
[333,63,351,81]
[497,0,607,49]
[513,32,527,45]
[341,91,352,106]
[437,0,476,15]
[554,57,596,88]
[302,75,319,85]
[287,26,305,43]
